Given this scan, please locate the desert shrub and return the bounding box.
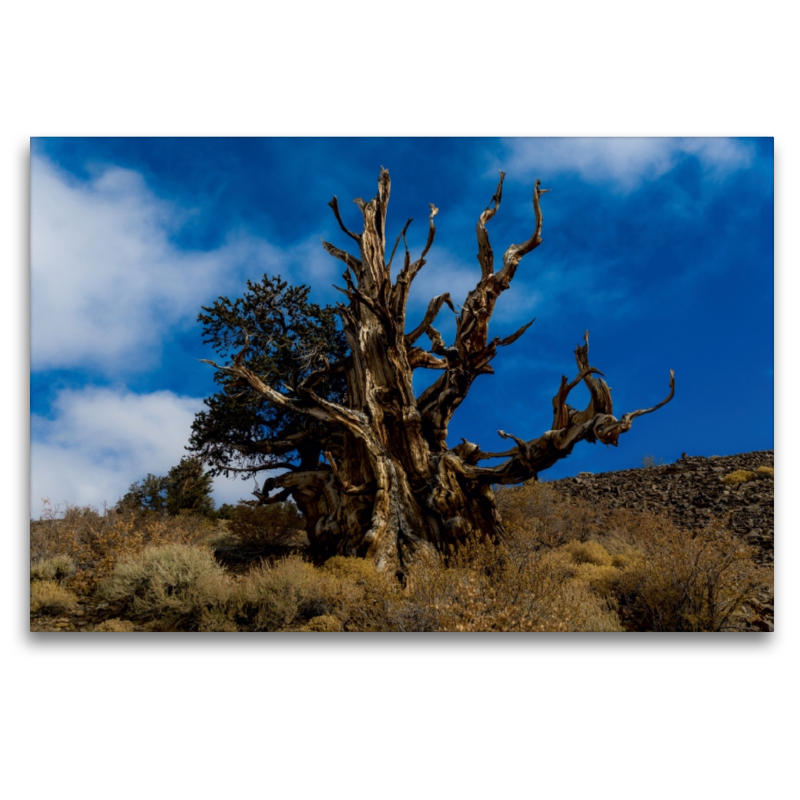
[609,548,646,571]
[604,510,771,631]
[755,466,774,478]
[301,615,344,632]
[232,556,333,631]
[228,501,303,552]
[389,534,622,632]
[97,544,232,631]
[496,481,602,548]
[94,619,136,632]
[320,555,382,583]
[30,580,78,616]
[231,554,411,632]
[496,482,770,632]
[30,554,76,583]
[31,501,217,594]
[320,556,414,631]
[196,608,240,632]
[561,539,614,567]
[570,563,622,596]
[722,470,757,484]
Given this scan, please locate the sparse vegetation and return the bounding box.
[300,615,344,632]
[722,466,774,484]
[30,475,772,632]
[723,470,757,484]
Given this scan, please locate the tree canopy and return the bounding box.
[189,276,347,482]
[118,456,215,517]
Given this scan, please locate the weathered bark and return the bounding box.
[203,169,674,570]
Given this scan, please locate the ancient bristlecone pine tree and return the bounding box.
[202,170,674,569]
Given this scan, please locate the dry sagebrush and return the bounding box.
[31,502,217,593]
[37,481,771,632]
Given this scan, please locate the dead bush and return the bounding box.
[319,556,412,631]
[495,482,771,632]
[390,533,622,632]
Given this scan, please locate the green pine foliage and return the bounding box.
[188,275,347,482]
[117,457,216,517]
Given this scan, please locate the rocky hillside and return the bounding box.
[546,450,775,631]
[546,450,774,563]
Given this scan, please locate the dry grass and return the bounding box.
[30,580,78,616]
[495,481,771,632]
[231,557,330,631]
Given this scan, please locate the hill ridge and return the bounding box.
[546,450,774,564]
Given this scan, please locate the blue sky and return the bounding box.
[30,137,773,515]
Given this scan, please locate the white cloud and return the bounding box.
[30,156,282,373]
[498,137,754,191]
[30,386,251,517]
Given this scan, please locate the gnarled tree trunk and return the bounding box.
[203,170,674,570]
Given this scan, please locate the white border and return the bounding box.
[5,3,793,798]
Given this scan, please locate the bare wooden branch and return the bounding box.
[476,172,505,279]
[405,293,455,345]
[328,196,361,243]
[495,179,549,289]
[322,240,362,274]
[419,203,439,262]
[386,218,413,271]
[620,369,676,425]
[407,348,447,370]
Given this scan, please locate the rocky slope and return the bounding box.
[546,451,774,562]
[546,450,775,630]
